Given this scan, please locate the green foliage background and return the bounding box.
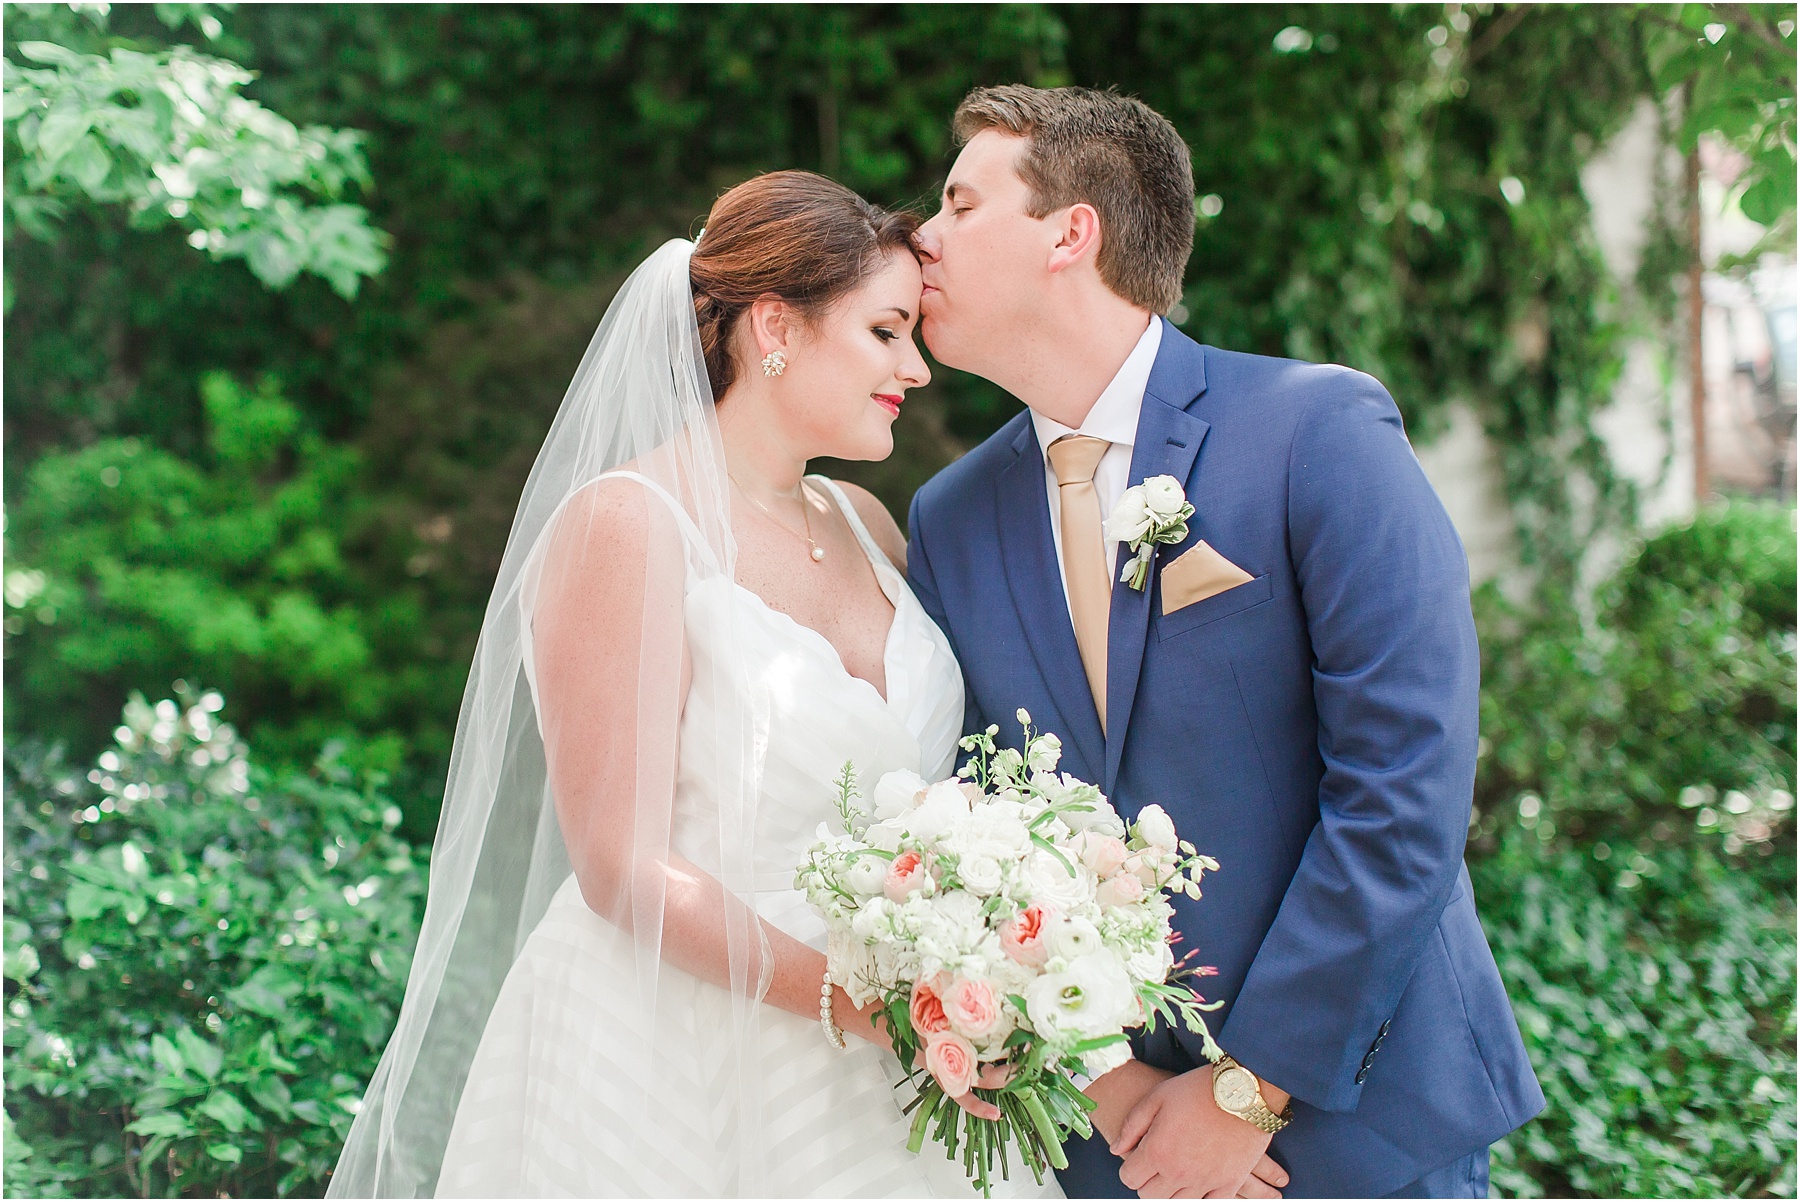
[4,3,1795,1198]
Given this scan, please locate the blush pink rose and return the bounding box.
[943,976,1005,1041]
[923,1031,978,1097]
[999,905,1052,967]
[910,976,951,1037]
[1077,833,1130,878]
[1123,853,1160,887]
[885,850,927,902]
[1096,872,1147,909]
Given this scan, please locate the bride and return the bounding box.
[329,172,1063,1198]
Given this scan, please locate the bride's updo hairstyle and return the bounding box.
[690,170,920,398]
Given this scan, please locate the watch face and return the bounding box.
[1216,1067,1257,1111]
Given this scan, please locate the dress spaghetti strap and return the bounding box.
[808,475,895,575]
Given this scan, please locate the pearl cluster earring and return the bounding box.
[761,350,787,377]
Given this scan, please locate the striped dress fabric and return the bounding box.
[436,478,1064,1199]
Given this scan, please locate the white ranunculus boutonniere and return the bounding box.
[1104,474,1195,591]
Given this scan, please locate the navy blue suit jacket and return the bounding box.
[907,322,1543,1197]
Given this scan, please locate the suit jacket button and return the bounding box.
[1354,1068,1368,1084]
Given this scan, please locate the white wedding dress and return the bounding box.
[435,475,1064,1199]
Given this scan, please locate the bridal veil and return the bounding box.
[330,239,778,1196]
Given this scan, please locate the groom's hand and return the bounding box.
[1113,1068,1290,1199]
[1083,1060,1174,1146]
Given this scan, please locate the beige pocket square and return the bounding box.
[1160,541,1255,615]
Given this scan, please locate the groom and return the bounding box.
[907,86,1543,1198]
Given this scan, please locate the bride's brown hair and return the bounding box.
[689,171,920,398]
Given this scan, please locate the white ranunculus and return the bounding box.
[908,781,974,844]
[1024,951,1137,1040]
[958,853,1005,896]
[1023,849,1093,912]
[1140,475,1187,520]
[1104,488,1153,546]
[844,854,889,897]
[870,768,929,820]
[1133,804,1179,850]
[1048,915,1103,961]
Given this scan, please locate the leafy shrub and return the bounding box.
[1471,500,1798,1197]
[1474,502,1797,856]
[3,685,426,1197]
[1477,829,1796,1198]
[1,371,448,828]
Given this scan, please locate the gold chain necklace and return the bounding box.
[730,473,826,563]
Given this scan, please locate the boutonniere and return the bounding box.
[1104,475,1196,591]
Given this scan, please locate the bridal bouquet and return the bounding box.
[794,712,1223,1195]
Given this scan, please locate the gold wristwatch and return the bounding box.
[1211,1055,1292,1134]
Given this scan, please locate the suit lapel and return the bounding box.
[1104,323,1211,793]
[994,420,1106,780]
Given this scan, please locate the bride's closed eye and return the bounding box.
[872,326,899,343]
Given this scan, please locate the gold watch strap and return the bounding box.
[1214,1056,1292,1135]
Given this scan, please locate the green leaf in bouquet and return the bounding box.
[1068,1032,1128,1054]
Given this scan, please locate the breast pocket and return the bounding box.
[1155,573,1273,641]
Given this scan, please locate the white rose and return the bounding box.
[908,781,974,844]
[1024,952,1137,1040]
[953,807,1031,856]
[1104,488,1153,545]
[844,854,889,897]
[1140,475,1187,521]
[1125,942,1175,985]
[1132,805,1179,851]
[958,854,1005,896]
[1023,849,1093,912]
[870,769,929,820]
[1048,915,1103,961]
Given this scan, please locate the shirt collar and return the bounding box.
[1031,316,1163,458]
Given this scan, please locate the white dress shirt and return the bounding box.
[1031,316,1163,618]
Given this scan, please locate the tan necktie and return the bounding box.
[1046,434,1112,732]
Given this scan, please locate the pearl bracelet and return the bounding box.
[819,971,847,1049]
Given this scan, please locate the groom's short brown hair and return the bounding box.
[952,85,1194,314]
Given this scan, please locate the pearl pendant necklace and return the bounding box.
[730,473,826,564]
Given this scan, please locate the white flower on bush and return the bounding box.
[871,769,928,820]
[1025,951,1137,1040]
[1132,805,1179,851]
